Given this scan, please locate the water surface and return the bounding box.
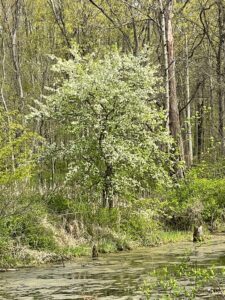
[1,235,225,299]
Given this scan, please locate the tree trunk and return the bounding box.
[208,51,214,143]
[102,164,114,209]
[185,35,193,167]
[11,0,24,109]
[48,0,72,49]
[158,0,170,133]
[217,0,225,154]
[165,0,184,175]
[197,98,204,161]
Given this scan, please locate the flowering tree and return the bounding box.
[42,49,173,208]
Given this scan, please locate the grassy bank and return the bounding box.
[0,230,192,269]
[0,192,193,268]
[1,162,224,268]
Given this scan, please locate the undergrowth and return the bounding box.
[1,162,225,268]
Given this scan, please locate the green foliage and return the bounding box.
[0,111,42,185]
[47,192,121,229]
[160,165,225,230]
[37,48,173,206]
[0,195,58,267]
[61,245,90,257]
[191,159,225,179]
[23,223,56,251]
[89,208,120,230]
[0,238,16,268]
[1,0,225,271]
[120,198,161,245]
[3,200,57,251]
[158,231,191,244]
[98,240,118,254]
[143,256,225,299]
[47,193,75,214]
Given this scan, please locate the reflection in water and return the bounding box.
[1,236,225,299]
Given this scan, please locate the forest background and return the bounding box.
[0,0,225,266]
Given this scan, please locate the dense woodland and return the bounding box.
[0,0,225,266]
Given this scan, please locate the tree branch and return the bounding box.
[87,0,133,52]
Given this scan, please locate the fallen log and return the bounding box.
[0,268,17,272]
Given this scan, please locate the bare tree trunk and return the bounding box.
[11,0,24,109]
[165,0,184,175]
[129,5,139,56]
[48,0,72,49]
[0,35,16,174]
[0,0,24,110]
[217,0,225,154]
[0,38,8,113]
[208,50,214,142]
[197,98,204,161]
[185,35,193,166]
[158,0,169,133]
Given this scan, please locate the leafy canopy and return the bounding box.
[41,49,173,205]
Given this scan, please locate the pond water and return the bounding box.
[1,235,225,299]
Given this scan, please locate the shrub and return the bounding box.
[162,167,225,231]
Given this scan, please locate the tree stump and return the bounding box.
[92,244,98,258]
[193,225,203,242]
